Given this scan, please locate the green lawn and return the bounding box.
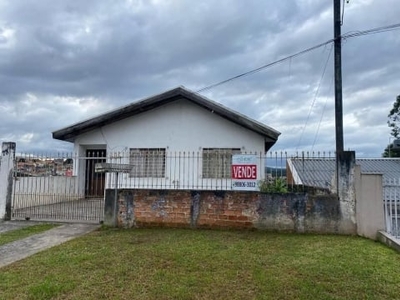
[0,224,58,247]
[0,228,399,300]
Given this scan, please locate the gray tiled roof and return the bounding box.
[289,158,400,188]
[52,86,281,148]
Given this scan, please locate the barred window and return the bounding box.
[129,148,166,178]
[202,148,241,178]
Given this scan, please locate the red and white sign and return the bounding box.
[231,155,258,191]
[232,165,257,179]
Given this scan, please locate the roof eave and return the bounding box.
[52,87,281,143]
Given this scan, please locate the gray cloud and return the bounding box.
[0,0,399,156]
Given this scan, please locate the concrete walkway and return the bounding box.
[0,220,38,234]
[0,222,100,268]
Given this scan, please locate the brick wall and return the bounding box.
[106,189,353,234]
[131,190,191,228]
[196,191,256,229]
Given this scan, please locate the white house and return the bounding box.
[52,86,280,194]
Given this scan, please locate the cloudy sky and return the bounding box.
[0,0,399,156]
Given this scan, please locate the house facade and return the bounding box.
[53,87,280,194]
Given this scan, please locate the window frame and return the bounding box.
[202,148,241,179]
[129,148,166,178]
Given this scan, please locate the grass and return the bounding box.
[0,223,58,247]
[0,227,399,299]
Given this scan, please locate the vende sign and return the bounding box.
[231,155,258,191]
[232,165,257,179]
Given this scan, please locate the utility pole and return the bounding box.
[334,0,344,194]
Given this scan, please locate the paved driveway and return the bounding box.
[12,198,104,223]
[0,222,100,268]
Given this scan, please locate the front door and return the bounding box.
[85,149,106,198]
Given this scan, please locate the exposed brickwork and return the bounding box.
[197,191,257,229]
[113,189,350,234]
[119,190,191,228]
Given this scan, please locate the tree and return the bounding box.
[382,143,400,157]
[383,95,400,157]
[388,95,400,138]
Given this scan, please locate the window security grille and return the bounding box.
[129,148,166,178]
[202,148,241,178]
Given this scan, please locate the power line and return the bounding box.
[296,44,333,150]
[342,22,400,39]
[196,22,400,94]
[312,74,335,151]
[196,39,334,93]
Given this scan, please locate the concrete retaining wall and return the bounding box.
[105,189,356,235]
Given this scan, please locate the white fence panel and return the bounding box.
[13,176,81,209]
[383,178,400,238]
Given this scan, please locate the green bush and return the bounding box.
[258,177,288,193]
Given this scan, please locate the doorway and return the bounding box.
[85,149,106,198]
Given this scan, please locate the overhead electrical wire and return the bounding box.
[312,74,335,152]
[196,39,334,93]
[296,44,333,150]
[299,22,400,150]
[196,22,400,94]
[342,22,400,39]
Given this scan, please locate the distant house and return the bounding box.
[53,86,280,195]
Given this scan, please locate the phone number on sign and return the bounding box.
[232,181,256,188]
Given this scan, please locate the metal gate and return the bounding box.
[11,153,105,223]
[383,179,400,238]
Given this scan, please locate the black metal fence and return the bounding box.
[12,152,104,223]
[11,150,336,222]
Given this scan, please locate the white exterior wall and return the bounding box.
[74,100,265,152]
[73,99,266,190]
[13,176,81,209]
[355,166,385,240]
[0,142,15,220]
